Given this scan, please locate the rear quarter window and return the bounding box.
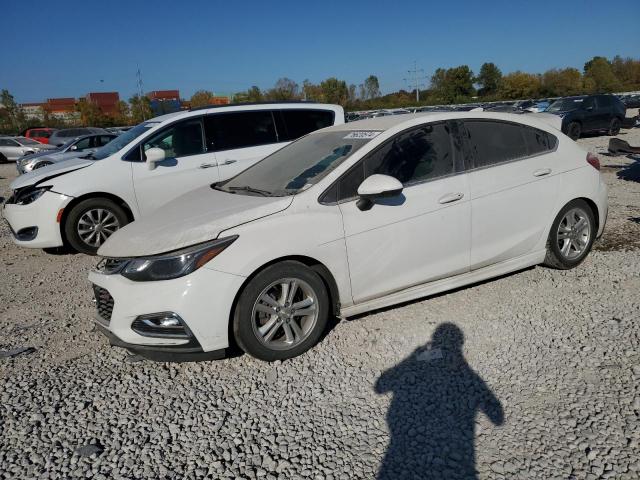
[521,126,557,156]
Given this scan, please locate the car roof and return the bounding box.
[319,111,559,133]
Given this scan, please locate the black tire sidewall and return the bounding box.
[64,198,128,255]
[233,261,329,361]
[0,153,7,163]
[567,122,581,140]
[609,118,621,136]
[548,199,596,269]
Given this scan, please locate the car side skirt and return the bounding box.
[340,249,546,318]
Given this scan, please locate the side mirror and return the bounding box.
[356,174,403,211]
[145,147,166,170]
[69,145,78,151]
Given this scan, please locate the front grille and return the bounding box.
[93,285,114,323]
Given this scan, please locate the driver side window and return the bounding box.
[142,118,204,160]
[74,137,92,151]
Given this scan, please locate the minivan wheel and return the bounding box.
[543,199,595,270]
[608,117,621,136]
[64,198,129,255]
[0,152,7,163]
[566,122,582,140]
[233,261,329,361]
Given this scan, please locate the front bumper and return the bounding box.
[88,265,247,358]
[2,191,72,248]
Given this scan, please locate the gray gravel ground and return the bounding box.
[1,128,640,479]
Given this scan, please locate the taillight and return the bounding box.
[586,152,600,171]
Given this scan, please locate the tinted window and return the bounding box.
[463,121,528,168]
[521,127,557,156]
[337,163,365,202]
[142,118,204,159]
[98,135,115,146]
[365,123,453,185]
[0,138,18,147]
[74,137,92,150]
[205,111,277,151]
[582,97,596,110]
[280,109,335,140]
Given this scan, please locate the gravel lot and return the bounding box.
[1,127,639,479]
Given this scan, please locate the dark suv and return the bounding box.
[546,94,626,140]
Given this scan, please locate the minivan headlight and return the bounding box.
[120,236,238,282]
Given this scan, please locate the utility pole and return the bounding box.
[136,68,146,120]
[404,61,428,103]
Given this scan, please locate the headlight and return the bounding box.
[14,186,51,205]
[116,236,238,282]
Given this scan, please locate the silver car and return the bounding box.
[0,136,57,163]
[16,133,117,174]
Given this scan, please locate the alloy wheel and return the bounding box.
[556,207,591,260]
[76,208,121,248]
[251,278,319,350]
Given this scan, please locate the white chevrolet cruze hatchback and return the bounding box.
[89,112,608,362]
[2,103,344,254]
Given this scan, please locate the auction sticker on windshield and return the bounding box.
[343,131,382,139]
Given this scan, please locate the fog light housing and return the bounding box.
[131,312,191,339]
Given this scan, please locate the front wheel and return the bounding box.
[566,122,581,140]
[233,261,329,361]
[64,198,129,255]
[544,200,595,270]
[608,117,621,136]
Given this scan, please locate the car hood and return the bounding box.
[22,148,62,160]
[10,157,95,189]
[98,186,294,258]
[26,151,86,163]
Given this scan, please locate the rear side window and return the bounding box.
[98,135,115,146]
[280,109,335,141]
[205,111,277,151]
[521,127,557,156]
[463,121,528,168]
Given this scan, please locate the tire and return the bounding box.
[608,117,621,136]
[64,198,129,255]
[566,122,581,140]
[543,199,596,270]
[0,152,7,163]
[233,261,329,361]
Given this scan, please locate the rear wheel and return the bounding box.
[233,261,329,361]
[608,117,621,136]
[0,152,7,163]
[566,122,581,140]
[544,199,595,269]
[64,198,129,255]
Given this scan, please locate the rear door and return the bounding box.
[204,111,285,179]
[462,120,560,270]
[337,121,471,303]
[131,116,220,215]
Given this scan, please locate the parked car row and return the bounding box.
[349,93,631,141]
[1,101,608,362]
[0,136,57,163]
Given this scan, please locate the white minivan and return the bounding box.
[2,103,344,254]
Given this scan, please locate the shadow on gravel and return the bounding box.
[376,323,504,480]
[616,155,640,183]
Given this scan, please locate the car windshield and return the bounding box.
[547,98,584,112]
[216,130,380,197]
[16,137,40,146]
[89,122,157,160]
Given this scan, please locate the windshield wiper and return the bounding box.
[227,186,272,196]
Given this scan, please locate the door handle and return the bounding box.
[533,168,552,177]
[199,162,217,169]
[220,159,237,166]
[438,192,464,204]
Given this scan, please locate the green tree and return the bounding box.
[190,90,215,108]
[476,63,502,96]
[0,89,26,132]
[266,78,300,101]
[76,99,105,126]
[129,94,152,123]
[246,86,263,102]
[541,68,583,97]
[500,71,541,99]
[583,56,620,93]
[320,77,349,105]
[364,75,381,99]
[611,56,640,90]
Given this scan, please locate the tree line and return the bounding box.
[1,55,639,132]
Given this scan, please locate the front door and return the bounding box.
[132,117,220,215]
[338,122,471,304]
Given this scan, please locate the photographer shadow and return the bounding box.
[376,323,504,480]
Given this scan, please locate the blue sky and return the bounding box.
[3,0,639,103]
